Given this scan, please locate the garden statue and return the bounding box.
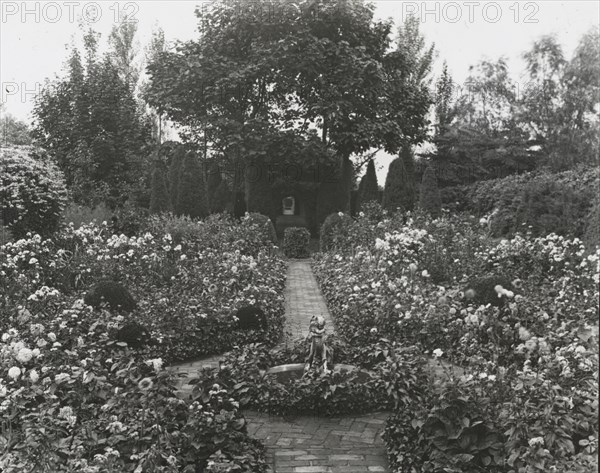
[304,315,332,374]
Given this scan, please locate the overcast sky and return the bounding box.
[1,1,598,180]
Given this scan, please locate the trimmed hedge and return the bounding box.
[243,212,278,244]
[442,165,599,238]
[283,227,311,258]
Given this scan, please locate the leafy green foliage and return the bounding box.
[464,275,515,308]
[211,337,428,417]
[283,227,311,259]
[584,200,600,250]
[145,0,432,188]
[455,165,599,238]
[0,146,68,239]
[419,165,442,217]
[0,113,33,146]
[382,157,415,212]
[61,202,113,229]
[84,279,137,313]
[32,33,153,209]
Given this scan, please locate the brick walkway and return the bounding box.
[283,260,335,342]
[169,259,391,471]
[245,411,389,472]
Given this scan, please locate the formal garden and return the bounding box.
[1,0,599,471]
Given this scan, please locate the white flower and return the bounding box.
[55,373,70,384]
[145,358,163,372]
[180,254,187,261]
[487,374,496,381]
[28,258,38,265]
[478,372,488,379]
[337,212,344,217]
[16,348,33,363]
[432,349,443,358]
[231,265,238,273]
[518,327,531,341]
[479,217,487,226]
[409,263,418,274]
[528,436,545,447]
[29,370,39,383]
[422,270,430,278]
[47,332,57,342]
[370,327,378,334]
[374,238,389,251]
[8,367,21,380]
[1,333,9,342]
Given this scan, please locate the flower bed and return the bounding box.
[312,208,599,472]
[0,214,287,471]
[1,215,287,364]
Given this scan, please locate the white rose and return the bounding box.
[8,367,21,380]
[16,348,33,363]
[432,349,443,358]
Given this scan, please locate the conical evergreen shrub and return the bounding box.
[357,159,379,211]
[382,157,415,212]
[206,161,223,213]
[175,152,208,219]
[149,161,171,214]
[419,165,442,217]
[168,146,185,210]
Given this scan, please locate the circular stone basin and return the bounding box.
[265,363,372,383]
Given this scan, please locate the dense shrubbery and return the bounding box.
[446,165,599,238]
[313,210,599,473]
[584,200,600,250]
[283,227,311,258]
[1,146,68,239]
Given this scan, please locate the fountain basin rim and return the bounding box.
[265,363,362,375]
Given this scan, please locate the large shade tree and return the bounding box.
[145,0,432,215]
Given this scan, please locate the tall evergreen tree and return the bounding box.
[149,160,170,214]
[382,157,415,212]
[419,165,442,216]
[357,159,379,210]
[175,152,208,218]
